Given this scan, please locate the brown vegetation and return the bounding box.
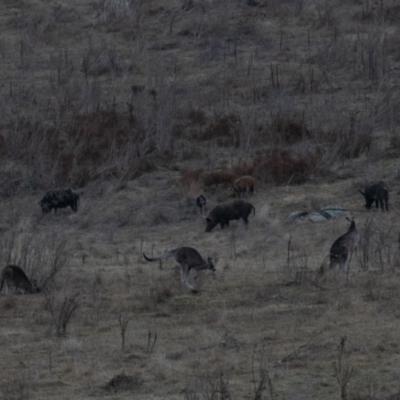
[254,150,318,185]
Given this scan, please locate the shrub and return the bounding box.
[202,170,236,187]
[196,114,241,146]
[270,113,309,145]
[231,162,255,177]
[187,109,207,126]
[180,168,204,186]
[46,291,80,337]
[181,162,256,190]
[254,150,317,185]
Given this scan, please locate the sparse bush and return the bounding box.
[181,168,205,186]
[197,114,241,147]
[252,340,275,400]
[357,218,400,272]
[181,163,256,190]
[270,113,309,145]
[186,180,205,200]
[185,371,231,400]
[333,336,354,400]
[0,230,71,290]
[118,311,131,351]
[81,45,122,77]
[45,291,80,337]
[93,0,135,25]
[254,150,317,185]
[202,170,236,188]
[281,235,314,285]
[231,162,255,177]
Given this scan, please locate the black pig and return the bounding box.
[205,200,255,232]
[39,188,80,214]
[359,181,389,212]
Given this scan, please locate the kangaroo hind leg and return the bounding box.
[180,265,197,294]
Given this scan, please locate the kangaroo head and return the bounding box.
[207,257,216,271]
[345,216,356,231]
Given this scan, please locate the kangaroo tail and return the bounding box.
[143,251,173,262]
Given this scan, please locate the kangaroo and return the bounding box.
[0,265,41,295]
[143,247,215,294]
[328,217,360,273]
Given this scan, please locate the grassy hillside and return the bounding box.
[1,1,400,399]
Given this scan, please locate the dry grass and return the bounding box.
[1,177,400,399]
[1,0,400,399]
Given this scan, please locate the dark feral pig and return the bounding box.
[359,181,389,212]
[0,265,41,295]
[196,194,207,214]
[205,200,255,232]
[39,188,80,214]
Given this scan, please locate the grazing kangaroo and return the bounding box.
[359,181,389,212]
[328,217,360,273]
[143,247,215,294]
[0,265,41,295]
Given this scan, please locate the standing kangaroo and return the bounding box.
[0,265,40,295]
[329,217,360,273]
[143,247,215,294]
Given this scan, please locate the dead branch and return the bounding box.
[279,332,323,363]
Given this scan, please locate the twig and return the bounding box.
[279,332,323,363]
[286,173,317,186]
[147,330,157,352]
